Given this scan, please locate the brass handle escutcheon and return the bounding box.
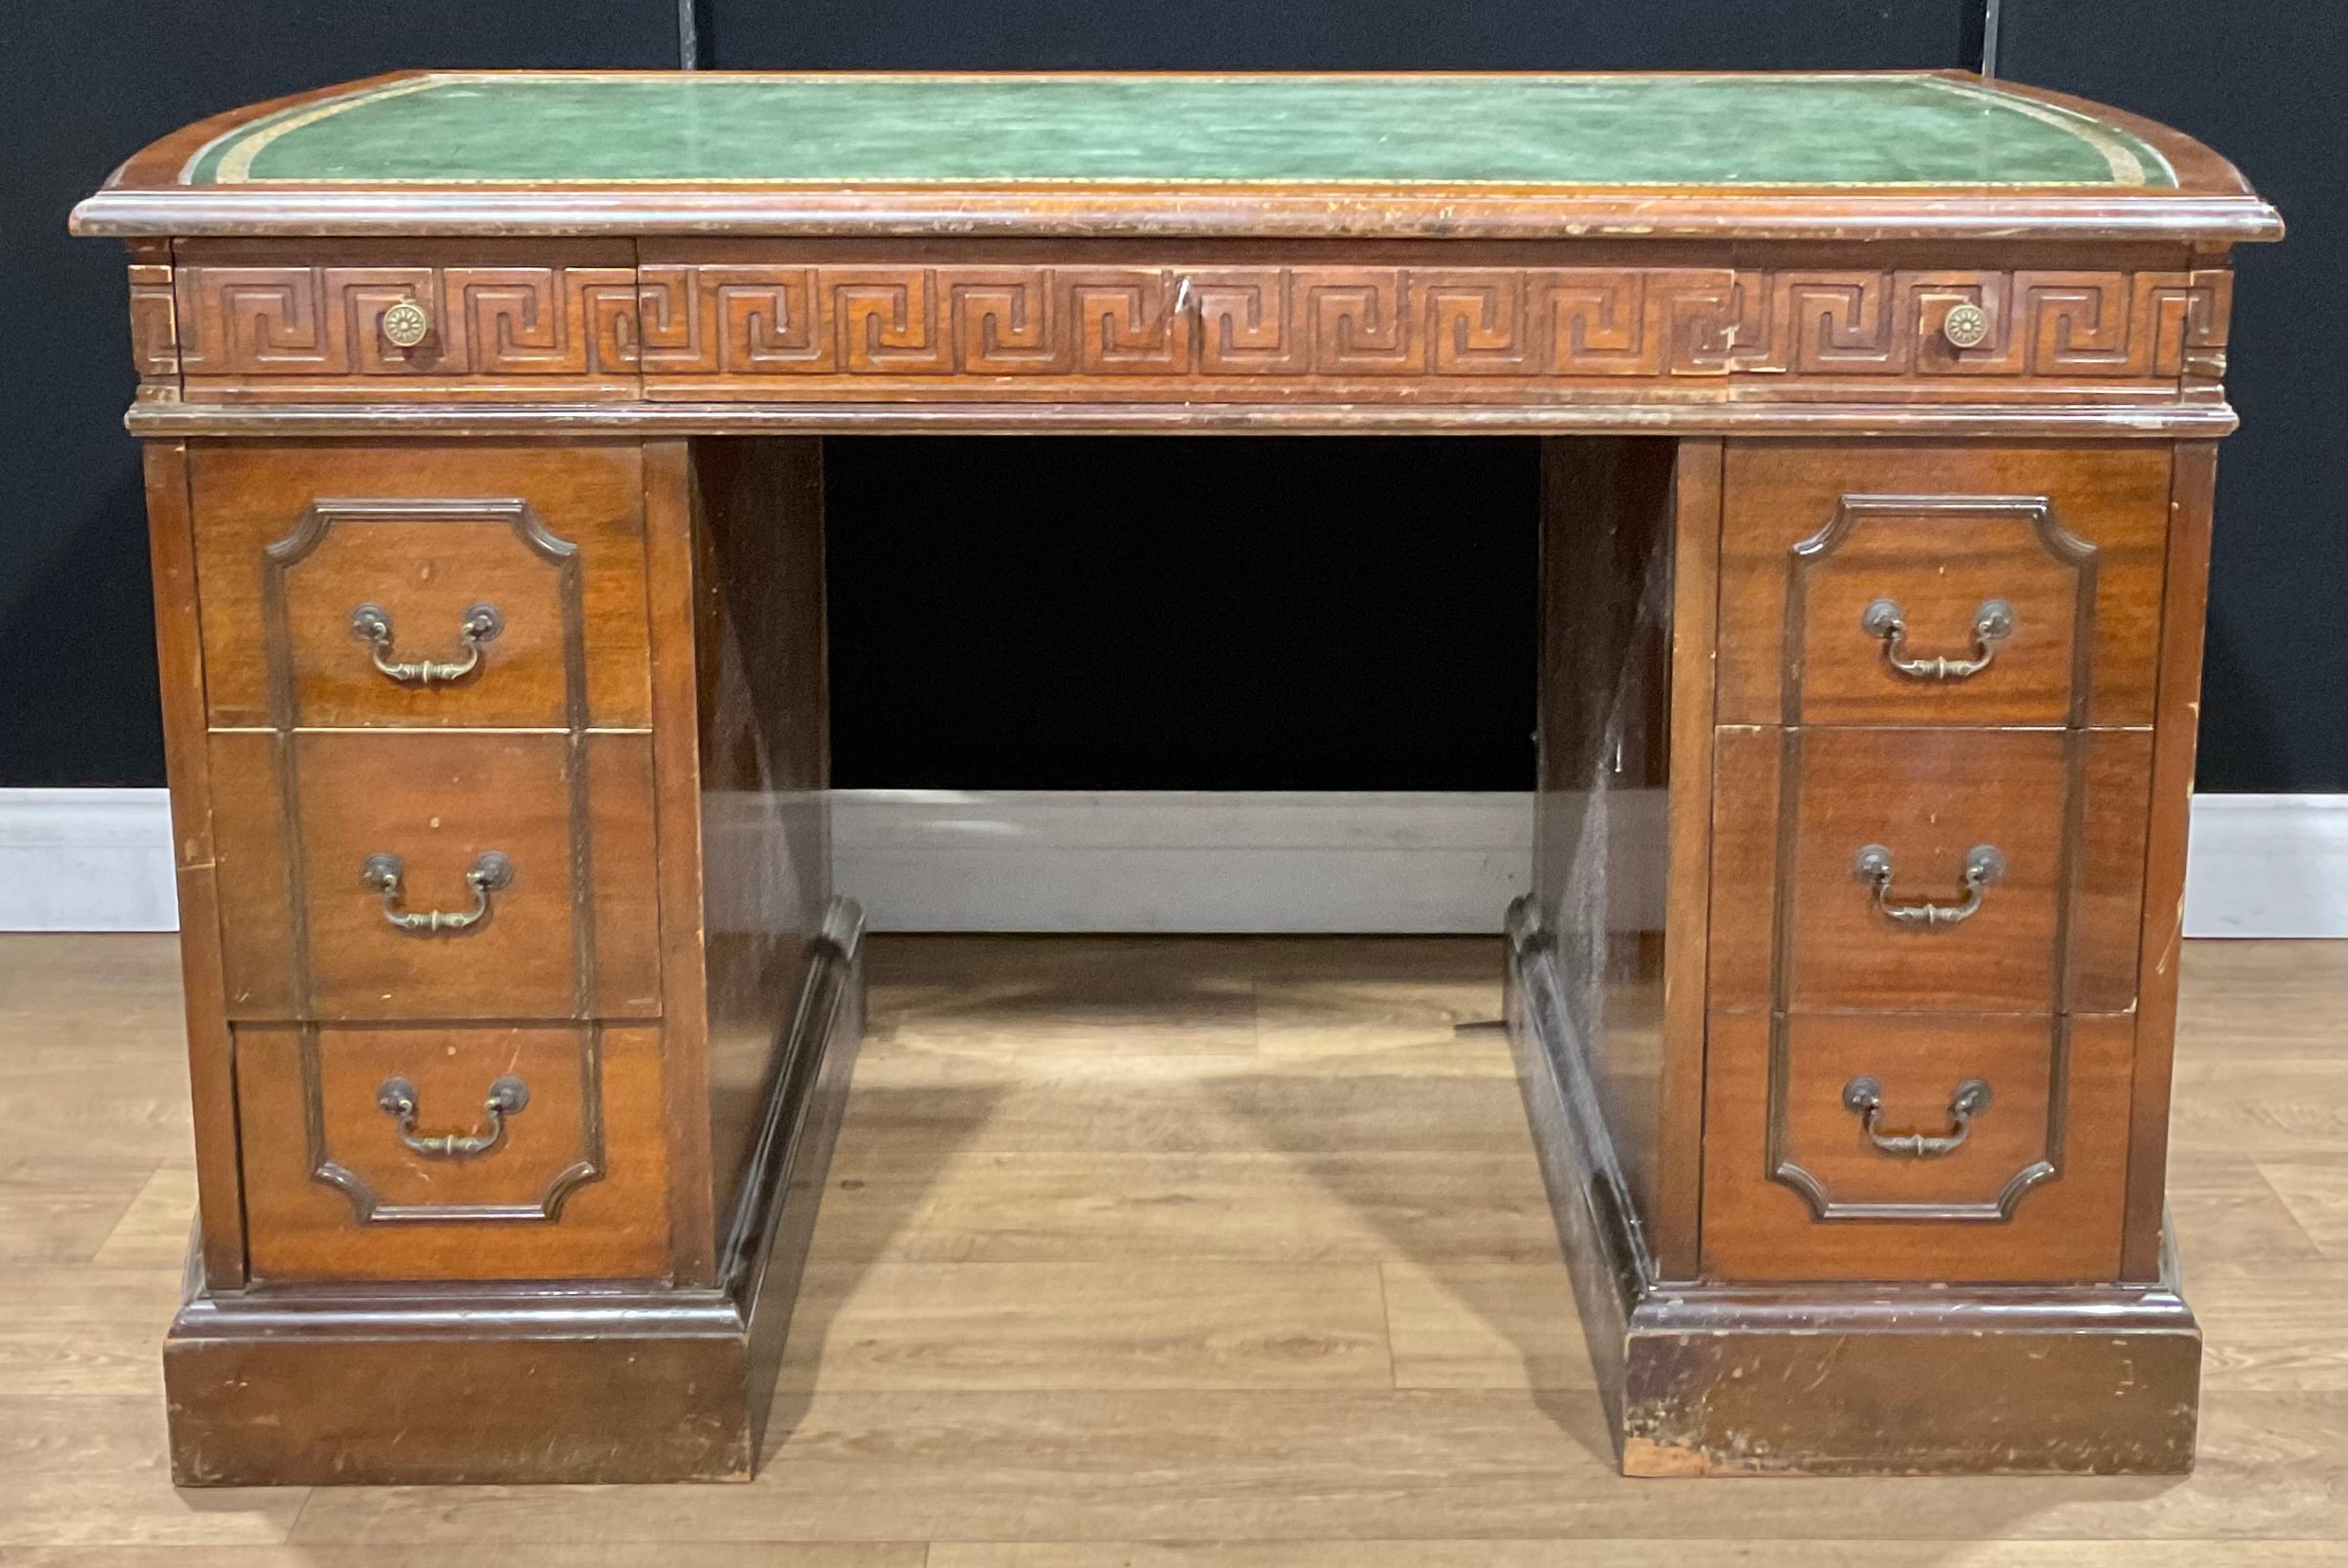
[375,1074,529,1158]
[1853,843,2005,928]
[1843,1075,1991,1158]
[379,298,433,349]
[349,601,502,686]
[1939,301,1992,350]
[360,850,513,935]
[1861,596,2012,681]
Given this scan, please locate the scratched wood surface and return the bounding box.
[0,932,2339,1560]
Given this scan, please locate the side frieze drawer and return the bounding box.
[236,1022,670,1281]
[209,729,662,1022]
[173,240,641,397]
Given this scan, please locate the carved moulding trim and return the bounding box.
[1766,494,2101,1223]
[301,1023,609,1226]
[258,496,606,1227]
[120,398,2242,440]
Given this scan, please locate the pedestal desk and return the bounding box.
[73,70,2281,1484]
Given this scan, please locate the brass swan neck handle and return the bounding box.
[360,850,513,935]
[349,601,502,686]
[1854,843,2005,928]
[1862,596,2012,682]
[375,1074,529,1159]
[1843,1076,1992,1159]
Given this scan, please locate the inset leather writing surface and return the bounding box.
[191,443,651,729]
[237,1022,669,1281]
[1717,442,2173,726]
[180,73,2174,190]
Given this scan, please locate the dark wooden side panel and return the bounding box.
[689,437,834,1238]
[1532,436,1687,1273]
[2122,441,2217,1280]
[1657,438,1721,1282]
[643,439,717,1285]
[144,441,247,1287]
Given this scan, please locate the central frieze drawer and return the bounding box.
[208,729,662,1021]
[634,246,2218,405]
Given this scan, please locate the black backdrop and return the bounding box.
[7,1,2339,790]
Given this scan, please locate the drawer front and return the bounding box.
[209,729,662,1021]
[191,444,652,729]
[1709,726,2152,1018]
[1716,443,2174,726]
[1702,1010,2134,1282]
[634,251,2215,405]
[237,1022,669,1281]
[174,241,640,400]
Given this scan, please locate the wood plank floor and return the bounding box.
[0,932,2339,1564]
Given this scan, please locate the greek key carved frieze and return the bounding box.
[174,264,639,379]
[126,260,180,398]
[156,256,2231,397]
[634,263,1751,383]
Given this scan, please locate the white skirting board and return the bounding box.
[2,786,2341,939]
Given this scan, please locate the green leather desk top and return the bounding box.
[180,71,2174,190]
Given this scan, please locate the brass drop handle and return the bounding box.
[1861,596,2012,681]
[360,850,513,935]
[376,1074,529,1158]
[350,601,502,686]
[1853,843,2004,928]
[1843,1075,1991,1158]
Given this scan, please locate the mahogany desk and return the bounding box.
[73,70,2281,1484]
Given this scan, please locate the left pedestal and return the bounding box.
[142,436,856,1484]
